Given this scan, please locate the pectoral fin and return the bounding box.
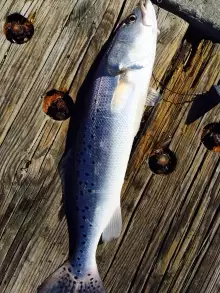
[111,78,133,113]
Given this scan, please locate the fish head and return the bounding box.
[107,0,158,75]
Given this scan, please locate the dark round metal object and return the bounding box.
[201,123,220,152]
[43,90,74,121]
[148,147,177,175]
[4,13,34,44]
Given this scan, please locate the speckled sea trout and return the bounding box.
[38,1,158,292]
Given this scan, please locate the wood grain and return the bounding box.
[0,1,219,293]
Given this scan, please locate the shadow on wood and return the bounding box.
[186,85,220,125]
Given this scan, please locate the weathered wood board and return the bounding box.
[0,0,219,292]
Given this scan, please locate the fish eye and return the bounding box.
[125,14,136,24]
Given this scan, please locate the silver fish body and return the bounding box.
[38,1,158,292]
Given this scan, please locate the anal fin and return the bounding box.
[102,205,122,243]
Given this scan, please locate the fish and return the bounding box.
[38,0,158,292]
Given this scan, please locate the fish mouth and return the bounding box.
[140,0,153,26]
[140,0,149,13]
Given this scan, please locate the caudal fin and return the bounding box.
[37,260,105,293]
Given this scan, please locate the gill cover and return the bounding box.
[107,1,154,76]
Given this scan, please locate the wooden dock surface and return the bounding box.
[0,0,219,292]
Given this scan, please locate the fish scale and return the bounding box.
[38,1,158,292]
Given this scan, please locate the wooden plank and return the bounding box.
[0,0,139,292]
[0,0,128,291]
[102,39,220,292]
[0,1,219,293]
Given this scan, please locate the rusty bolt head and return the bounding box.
[201,123,220,152]
[148,148,177,175]
[157,153,170,166]
[4,13,34,44]
[43,90,74,121]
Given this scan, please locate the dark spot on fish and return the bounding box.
[82,209,85,213]
[92,161,95,165]
[83,159,86,163]
[74,276,78,279]
[83,234,87,237]
[92,117,95,121]
[88,274,91,276]
[80,249,83,253]
[95,280,98,283]
[77,270,81,273]
[82,241,86,245]
[83,216,86,220]
[90,278,94,281]
[90,224,92,227]
[80,281,83,284]
[88,189,92,193]
[68,268,71,273]
[85,173,89,176]
[88,144,92,149]
[97,109,100,112]
[85,206,89,210]
[91,134,94,139]
[73,281,76,284]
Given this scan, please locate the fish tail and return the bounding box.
[37,260,105,293]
